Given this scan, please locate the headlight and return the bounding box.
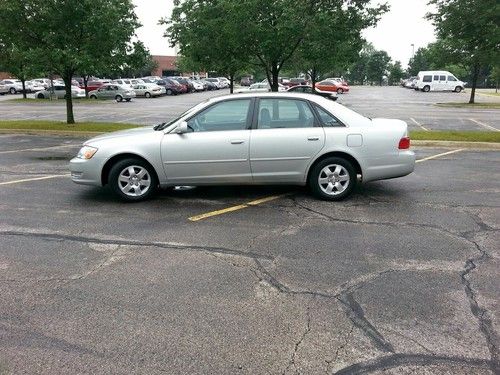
[77,145,98,159]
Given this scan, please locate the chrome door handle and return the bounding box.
[231,140,245,144]
[307,137,320,141]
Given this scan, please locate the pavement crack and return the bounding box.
[0,229,273,261]
[325,323,355,374]
[332,353,497,374]
[338,292,395,354]
[283,306,311,375]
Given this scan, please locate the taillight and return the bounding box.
[398,137,410,149]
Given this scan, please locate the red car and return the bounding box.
[315,79,350,94]
[81,80,109,93]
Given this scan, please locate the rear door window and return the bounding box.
[257,99,315,129]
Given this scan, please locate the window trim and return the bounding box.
[311,104,346,128]
[183,97,255,132]
[252,97,320,129]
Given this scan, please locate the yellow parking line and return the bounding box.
[188,193,289,222]
[0,174,69,186]
[416,149,464,163]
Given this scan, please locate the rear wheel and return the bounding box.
[108,158,157,202]
[90,95,97,99]
[337,88,344,94]
[9,88,16,94]
[115,95,123,102]
[166,89,173,96]
[37,93,45,99]
[423,85,430,92]
[454,86,462,93]
[309,157,356,201]
[145,92,151,98]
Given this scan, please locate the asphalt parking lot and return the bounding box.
[0,130,499,374]
[0,86,499,132]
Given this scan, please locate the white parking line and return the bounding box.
[409,118,429,131]
[416,149,464,163]
[469,118,499,132]
[0,174,69,186]
[0,144,79,154]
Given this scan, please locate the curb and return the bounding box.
[412,140,500,150]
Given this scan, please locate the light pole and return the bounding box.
[411,44,415,58]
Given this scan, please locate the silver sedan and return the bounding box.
[70,93,415,201]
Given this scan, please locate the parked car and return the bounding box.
[36,85,86,99]
[168,77,195,93]
[286,85,337,101]
[315,80,350,94]
[240,77,253,86]
[0,79,23,94]
[88,84,136,102]
[32,78,53,89]
[191,80,205,92]
[217,77,230,88]
[415,71,466,92]
[288,78,309,87]
[235,82,286,93]
[112,79,133,88]
[205,78,223,89]
[156,79,184,95]
[402,77,417,88]
[82,80,109,92]
[0,82,8,95]
[26,80,47,92]
[132,83,164,98]
[70,93,415,202]
[326,77,348,86]
[202,79,218,91]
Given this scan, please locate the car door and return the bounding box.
[250,98,325,183]
[161,98,254,184]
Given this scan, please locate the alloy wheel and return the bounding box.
[318,164,350,196]
[118,165,151,197]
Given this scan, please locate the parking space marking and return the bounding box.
[188,194,290,222]
[0,144,79,154]
[0,174,69,186]
[469,118,499,132]
[410,117,429,131]
[416,149,464,163]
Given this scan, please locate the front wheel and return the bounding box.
[37,93,45,99]
[337,88,344,94]
[423,85,430,92]
[309,157,356,200]
[115,95,123,102]
[166,89,173,96]
[454,86,462,93]
[145,92,151,98]
[9,88,16,94]
[90,95,97,99]
[108,158,157,202]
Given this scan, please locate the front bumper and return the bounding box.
[69,157,103,186]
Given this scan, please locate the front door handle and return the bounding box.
[231,140,245,144]
[307,137,320,141]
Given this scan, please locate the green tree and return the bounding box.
[165,0,250,93]
[427,0,500,103]
[366,50,390,85]
[388,61,404,85]
[407,47,431,76]
[0,46,43,98]
[0,0,140,123]
[294,1,388,89]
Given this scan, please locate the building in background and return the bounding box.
[151,55,207,78]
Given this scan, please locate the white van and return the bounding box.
[415,71,466,92]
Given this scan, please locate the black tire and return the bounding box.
[108,158,158,202]
[423,85,430,92]
[337,88,344,94]
[115,95,123,102]
[309,157,356,201]
[125,98,131,102]
[37,93,45,99]
[9,87,16,94]
[454,86,462,93]
[90,95,97,99]
[166,89,173,96]
[145,92,151,98]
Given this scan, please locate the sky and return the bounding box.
[132,0,436,67]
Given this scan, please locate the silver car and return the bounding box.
[132,83,164,98]
[70,93,415,202]
[36,84,86,99]
[88,84,136,102]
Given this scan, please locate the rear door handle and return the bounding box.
[307,137,320,141]
[231,140,245,144]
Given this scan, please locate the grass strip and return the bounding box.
[435,102,500,109]
[0,120,139,132]
[410,130,500,143]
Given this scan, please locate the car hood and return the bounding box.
[85,126,155,144]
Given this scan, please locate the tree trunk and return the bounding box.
[83,75,89,98]
[229,72,234,94]
[271,63,279,92]
[469,64,479,104]
[21,79,27,99]
[311,67,317,91]
[63,74,75,124]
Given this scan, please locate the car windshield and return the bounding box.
[154,101,209,131]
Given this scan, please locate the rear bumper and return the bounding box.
[362,151,415,183]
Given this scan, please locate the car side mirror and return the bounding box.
[175,121,189,134]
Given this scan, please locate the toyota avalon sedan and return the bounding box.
[70,93,415,202]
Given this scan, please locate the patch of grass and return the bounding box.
[435,102,500,109]
[410,130,500,143]
[0,120,140,132]
[476,89,500,97]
